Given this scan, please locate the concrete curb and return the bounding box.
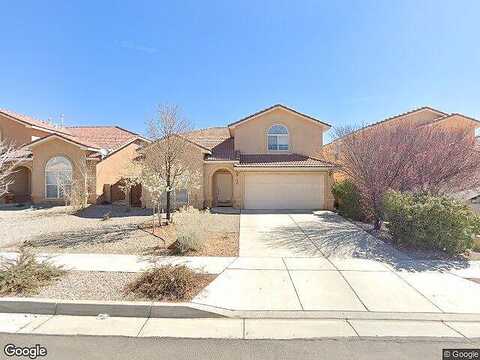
[0,298,226,318]
[2,298,480,323]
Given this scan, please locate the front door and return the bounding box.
[216,172,233,205]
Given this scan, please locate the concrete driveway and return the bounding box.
[239,210,408,260]
[194,211,480,313]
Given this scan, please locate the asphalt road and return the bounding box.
[1,334,479,360]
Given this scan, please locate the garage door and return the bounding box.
[244,173,324,209]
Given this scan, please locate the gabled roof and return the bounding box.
[1,107,149,155]
[25,133,101,151]
[227,104,331,128]
[65,126,148,150]
[328,106,451,145]
[424,113,480,126]
[140,133,212,154]
[0,108,72,135]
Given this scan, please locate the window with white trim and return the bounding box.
[45,156,72,199]
[267,124,289,151]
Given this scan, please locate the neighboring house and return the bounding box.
[142,104,336,210]
[323,106,480,173]
[0,108,149,205]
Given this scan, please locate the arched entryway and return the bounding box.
[212,169,233,207]
[8,166,31,203]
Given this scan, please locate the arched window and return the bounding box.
[267,124,289,151]
[45,156,72,199]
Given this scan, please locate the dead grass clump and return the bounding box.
[0,250,66,295]
[125,265,198,301]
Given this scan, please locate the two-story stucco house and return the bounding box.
[142,104,336,210]
[0,108,149,205]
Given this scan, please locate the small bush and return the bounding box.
[126,265,197,301]
[0,249,65,295]
[171,206,205,254]
[383,191,479,255]
[331,180,364,220]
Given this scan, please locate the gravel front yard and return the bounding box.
[9,271,215,302]
[0,205,239,256]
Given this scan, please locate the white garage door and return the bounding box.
[244,173,324,210]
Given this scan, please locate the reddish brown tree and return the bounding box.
[325,122,480,229]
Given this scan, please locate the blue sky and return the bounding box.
[1,0,479,142]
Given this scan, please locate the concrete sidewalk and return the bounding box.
[0,252,236,274]
[193,256,480,313]
[2,312,480,340]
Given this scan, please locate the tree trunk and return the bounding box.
[166,191,171,222]
[373,218,382,231]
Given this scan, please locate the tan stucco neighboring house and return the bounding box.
[0,108,149,205]
[322,106,480,178]
[142,104,336,210]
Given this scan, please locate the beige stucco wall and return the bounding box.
[95,141,144,203]
[430,115,477,137]
[30,138,91,204]
[0,114,50,147]
[231,108,328,156]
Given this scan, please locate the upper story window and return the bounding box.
[45,156,72,199]
[267,124,289,151]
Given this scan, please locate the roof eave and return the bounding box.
[227,104,331,129]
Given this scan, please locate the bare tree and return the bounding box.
[58,158,92,210]
[0,141,29,198]
[324,122,480,229]
[135,104,201,222]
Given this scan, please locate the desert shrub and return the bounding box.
[171,206,205,254]
[0,249,65,295]
[383,191,479,255]
[126,265,196,301]
[331,180,364,220]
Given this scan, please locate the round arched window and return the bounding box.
[45,156,72,199]
[267,124,289,151]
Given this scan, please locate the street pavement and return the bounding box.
[0,332,478,360]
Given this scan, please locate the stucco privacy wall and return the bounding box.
[30,138,91,204]
[95,141,143,203]
[231,107,328,156]
[0,114,50,146]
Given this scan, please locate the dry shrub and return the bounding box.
[125,265,196,301]
[0,249,65,295]
[172,206,206,254]
[65,181,89,210]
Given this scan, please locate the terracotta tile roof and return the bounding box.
[183,127,231,148]
[228,104,331,128]
[236,153,334,167]
[65,126,140,150]
[208,138,237,161]
[0,108,71,135]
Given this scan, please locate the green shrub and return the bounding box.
[331,180,364,220]
[126,265,197,301]
[0,249,65,295]
[383,191,479,255]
